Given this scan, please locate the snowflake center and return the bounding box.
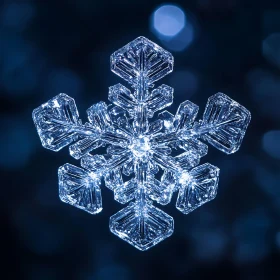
[129,136,151,159]
[179,171,191,185]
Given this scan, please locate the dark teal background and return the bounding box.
[1,0,280,279]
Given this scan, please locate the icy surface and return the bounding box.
[33,36,251,251]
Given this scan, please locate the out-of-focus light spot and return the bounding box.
[262,33,280,70]
[152,5,185,37]
[0,33,46,95]
[276,232,280,248]
[93,242,116,266]
[254,165,280,202]
[92,264,131,280]
[1,3,35,31]
[159,23,194,52]
[45,68,83,100]
[190,228,228,261]
[13,204,66,255]
[0,118,35,169]
[247,68,280,119]
[255,165,280,214]
[2,48,37,91]
[186,209,228,262]
[36,180,60,208]
[263,10,280,38]
[233,208,271,263]
[255,165,277,196]
[169,70,198,98]
[262,130,280,159]
[216,155,256,184]
[151,5,195,52]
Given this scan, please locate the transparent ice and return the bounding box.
[33,37,251,251]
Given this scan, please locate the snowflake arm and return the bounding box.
[178,92,251,154]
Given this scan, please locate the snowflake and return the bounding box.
[32,37,251,251]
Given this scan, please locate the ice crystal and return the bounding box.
[33,37,251,251]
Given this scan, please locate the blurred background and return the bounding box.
[1,0,280,279]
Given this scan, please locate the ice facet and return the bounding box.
[152,153,180,173]
[58,163,102,214]
[200,93,251,154]
[114,179,137,204]
[81,154,107,172]
[176,163,220,214]
[146,177,173,205]
[108,83,136,114]
[104,169,123,191]
[174,100,199,130]
[162,171,176,188]
[87,102,112,132]
[175,151,200,170]
[129,136,151,161]
[109,106,128,126]
[33,36,251,251]
[179,138,208,158]
[109,202,174,251]
[122,158,134,176]
[133,104,149,133]
[158,110,175,132]
[69,137,102,159]
[111,36,173,88]
[146,85,173,113]
[32,93,81,151]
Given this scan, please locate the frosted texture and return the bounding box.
[110,200,174,251]
[58,163,102,214]
[33,36,251,251]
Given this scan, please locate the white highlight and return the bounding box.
[152,5,185,37]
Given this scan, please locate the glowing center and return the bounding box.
[179,171,191,185]
[129,136,151,159]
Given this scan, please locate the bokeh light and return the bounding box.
[184,209,228,262]
[262,33,280,70]
[233,208,271,263]
[263,10,280,38]
[216,155,256,182]
[1,2,35,31]
[254,164,280,215]
[92,264,131,280]
[195,229,228,261]
[0,33,44,95]
[151,5,195,52]
[247,68,280,119]
[152,5,185,37]
[190,226,228,261]
[35,179,61,208]
[168,69,198,98]
[262,130,280,160]
[13,203,67,255]
[44,68,84,100]
[276,232,280,249]
[255,164,278,196]
[0,117,35,169]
